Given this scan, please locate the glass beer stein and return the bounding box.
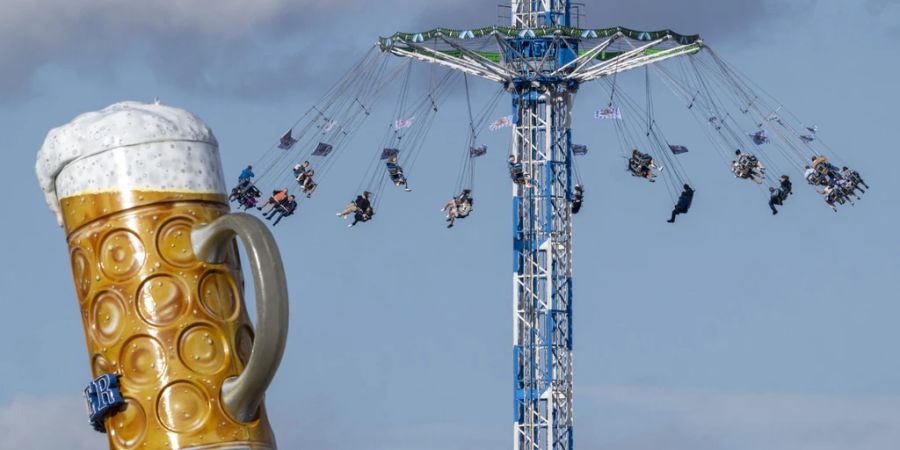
[36,102,288,450]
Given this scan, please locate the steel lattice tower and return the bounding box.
[378,2,701,449]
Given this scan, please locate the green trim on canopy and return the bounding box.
[439,50,504,63]
[380,26,701,47]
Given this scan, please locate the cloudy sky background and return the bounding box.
[2,0,899,449]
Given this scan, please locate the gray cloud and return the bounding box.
[0,0,369,99]
[0,0,792,101]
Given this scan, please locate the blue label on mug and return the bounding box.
[83,374,124,433]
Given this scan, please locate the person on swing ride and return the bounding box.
[628,149,659,182]
[841,166,868,194]
[239,165,254,183]
[230,177,251,202]
[456,190,473,215]
[301,169,318,198]
[237,185,261,211]
[293,161,310,183]
[349,191,374,227]
[767,176,792,215]
[442,189,474,228]
[732,149,765,184]
[266,195,298,226]
[231,165,255,202]
[386,155,412,192]
[231,181,260,210]
[258,187,289,214]
[572,184,585,214]
[832,176,859,202]
[812,155,839,181]
[508,154,528,185]
[667,184,695,223]
[820,184,843,212]
[803,165,822,185]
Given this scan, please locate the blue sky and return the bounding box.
[2,1,899,449]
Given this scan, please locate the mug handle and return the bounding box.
[191,213,289,423]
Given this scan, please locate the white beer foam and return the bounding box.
[36,101,226,226]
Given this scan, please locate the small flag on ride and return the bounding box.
[312,142,334,157]
[278,129,298,150]
[749,130,770,145]
[669,144,689,155]
[321,120,336,133]
[573,144,588,156]
[381,148,400,160]
[594,106,622,120]
[489,115,513,131]
[393,117,415,131]
[469,145,487,158]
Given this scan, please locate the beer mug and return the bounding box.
[36,101,289,450]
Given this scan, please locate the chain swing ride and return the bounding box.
[229,2,868,449]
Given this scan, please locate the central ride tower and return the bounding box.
[507,3,577,450]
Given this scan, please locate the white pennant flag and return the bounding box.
[489,115,513,131]
[594,106,622,120]
[393,117,415,131]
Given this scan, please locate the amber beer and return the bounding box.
[37,102,287,450]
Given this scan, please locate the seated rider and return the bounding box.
[442,189,474,229]
[386,155,412,192]
[456,189,473,217]
[767,176,791,216]
[239,165,254,183]
[259,188,289,214]
[803,165,825,186]
[812,155,839,180]
[508,155,527,185]
[350,191,374,227]
[572,184,584,214]
[628,149,658,182]
[732,149,765,183]
[230,177,252,202]
[667,184,695,223]
[237,185,261,211]
[779,175,792,198]
[820,185,840,212]
[293,161,311,183]
[265,195,297,226]
[832,177,859,202]
[302,169,318,198]
[841,166,868,194]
